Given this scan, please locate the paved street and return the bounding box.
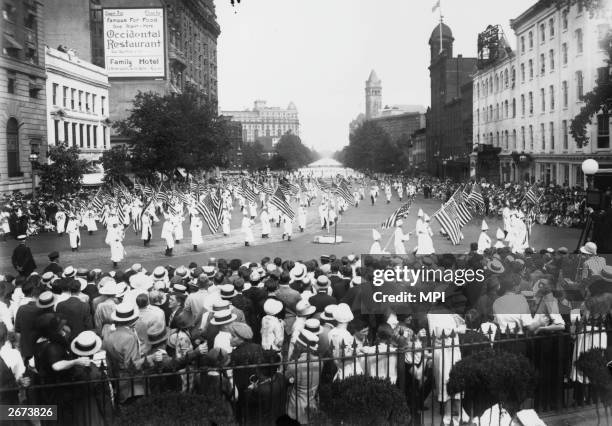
[0,194,584,273]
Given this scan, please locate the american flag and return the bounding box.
[523,185,542,205]
[196,192,222,233]
[117,206,127,225]
[381,201,412,229]
[451,186,473,227]
[240,180,258,204]
[270,187,295,220]
[334,181,354,205]
[433,202,462,245]
[467,183,485,213]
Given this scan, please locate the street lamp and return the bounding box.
[442,159,448,179]
[581,158,599,189]
[29,152,39,200]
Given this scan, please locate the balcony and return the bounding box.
[169,44,187,69]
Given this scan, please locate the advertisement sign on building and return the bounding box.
[103,8,165,78]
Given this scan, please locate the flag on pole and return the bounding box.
[524,185,542,205]
[451,186,473,226]
[381,202,412,229]
[270,187,295,220]
[334,181,354,205]
[467,183,485,213]
[432,0,440,12]
[433,203,462,245]
[240,180,258,204]
[196,192,221,234]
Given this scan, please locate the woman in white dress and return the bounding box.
[190,211,203,251]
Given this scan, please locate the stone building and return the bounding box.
[1,0,47,193]
[365,70,382,120]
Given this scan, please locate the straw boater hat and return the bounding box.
[111,302,139,324]
[41,272,56,288]
[202,265,216,278]
[333,303,354,324]
[219,284,238,300]
[36,291,55,309]
[289,263,307,282]
[71,331,102,357]
[98,278,118,296]
[212,299,231,312]
[63,266,77,278]
[487,259,505,274]
[147,323,169,345]
[16,235,26,241]
[320,304,338,322]
[129,273,153,291]
[263,298,283,316]
[296,329,319,351]
[210,309,237,326]
[304,318,322,334]
[295,300,316,317]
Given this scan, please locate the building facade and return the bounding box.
[221,100,300,144]
[370,111,426,166]
[1,0,47,193]
[44,0,220,144]
[411,127,427,172]
[45,46,110,163]
[365,70,382,120]
[426,22,478,180]
[473,0,611,186]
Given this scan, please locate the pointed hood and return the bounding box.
[481,220,489,231]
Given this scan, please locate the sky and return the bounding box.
[215,0,535,154]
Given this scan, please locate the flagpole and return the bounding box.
[438,0,443,54]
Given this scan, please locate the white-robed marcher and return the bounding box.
[393,219,410,255]
[66,214,81,252]
[222,209,231,236]
[477,220,491,254]
[161,216,175,256]
[297,205,306,232]
[55,210,66,235]
[369,229,386,254]
[249,201,257,220]
[141,212,152,246]
[507,212,529,253]
[318,203,327,229]
[494,228,506,249]
[190,211,203,251]
[106,222,125,268]
[502,202,512,236]
[241,211,254,246]
[416,214,435,255]
[83,209,97,234]
[260,207,271,238]
[172,213,184,243]
[282,214,293,241]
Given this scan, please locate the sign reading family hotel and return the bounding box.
[103,8,165,78]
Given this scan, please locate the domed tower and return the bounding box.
[365,70,382,120]
[429,22,454,62]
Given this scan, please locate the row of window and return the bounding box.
[478,113,610,151]
[519,6,579,54]
[52,120,107,150]
[51,83,106,115]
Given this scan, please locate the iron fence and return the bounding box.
[2,318,610,425]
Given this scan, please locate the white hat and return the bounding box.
[129,273,153,290]
[417,208,424,217]
[152,266,168,281]
[295,300,316,317]
[372,229,381,241]
[289,263,307,282]
[71,330,102,357]
[580,242,597,255]
[263,298,283,316]
[111,302,139,323]
[424,214,430,222]
[333,303,354,323]
[396,219,403,227]
[210,309,237,325]
[296,329,319,351]
[481,220,489,231]
[63,266,76,278]
[495,228,505,239]
[98,279,118,296]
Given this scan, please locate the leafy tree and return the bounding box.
[240,142,268,170]
[114,83,231,180]
[270,133,314,170]
[101,145,133,186]
[344,121,402,173]
[37,144,87,198]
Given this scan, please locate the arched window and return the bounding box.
[504,69,509,88]
[495,75,499,92]
[7,118,20,177]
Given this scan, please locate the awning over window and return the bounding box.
[4,33,23,50]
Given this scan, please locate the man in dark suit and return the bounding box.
[11,235,36,277]
[308,275,337,313]
[55,278,93,336]
[330,266,351,301]
[42,251,63,276]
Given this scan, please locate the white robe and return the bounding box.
[283,215,293,237]
[83,211,97,232]
[416,220,435,255]
[222,211,231,235]
[161,220,175,249]
[106,227,125,262]
[141,214,152,241]
[369,241,385,254]
[393,227,409,254]
[260,210,271,235]
[55,211,66,234]
[477,232,491,253]
[241,216,254,243]
[173,215,184,241]
[66,219,81,248]
[190,216,203,246]
[298,207,306,229]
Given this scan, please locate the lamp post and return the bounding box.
[581,158,599,189]
[442,159,448,179]
[29,152,39,201]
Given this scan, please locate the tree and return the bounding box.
[114,83,231,180]
[343,121,402,173]
[270,133,314,170]
[37,144,88,198]
[101,145,133,186]
[241,142,268,170]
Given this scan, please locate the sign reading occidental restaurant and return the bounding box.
[103,8,165,78]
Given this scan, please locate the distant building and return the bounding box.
[365,70,382,120]
[472,1,611,186]
[45,46,110,163]
[380,104,426,117]
[221,100,300,144]
[1,0,47,193]
[426,22,477,179]
[411,127,427,172]
[370,112,426,163]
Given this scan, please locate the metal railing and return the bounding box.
[2,319,610,425]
